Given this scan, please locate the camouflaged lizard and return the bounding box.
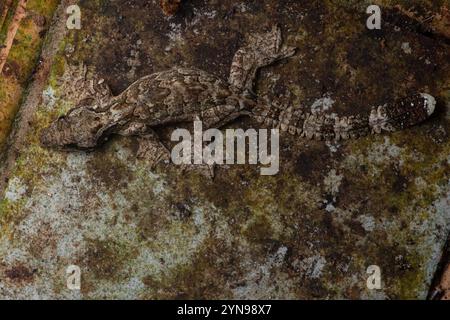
[41,26,436,161]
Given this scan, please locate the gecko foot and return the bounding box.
[136,135,171,168]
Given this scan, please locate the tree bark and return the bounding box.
[0,0,13,29]
[0,0,27,74]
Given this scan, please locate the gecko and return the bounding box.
[41,26,436,163]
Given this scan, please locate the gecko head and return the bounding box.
[40,106,111,150]
[420,93,436,117]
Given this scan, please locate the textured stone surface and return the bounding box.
[0,0,449,299]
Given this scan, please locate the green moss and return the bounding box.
[243,214,274,244]
[142,238,235,299]
[0,0,60,148]
[47,45,66,88]
[0,197,26,236]
[27,0,59,18]
[84,238,139,280]
[396,254,428,299]
[6,0,59,82]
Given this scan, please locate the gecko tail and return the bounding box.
[251,93,436,140]
[369,93,436,134]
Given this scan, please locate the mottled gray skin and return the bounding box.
[41,26,436,156]
[41,26,294,156]
[254,92,436,140]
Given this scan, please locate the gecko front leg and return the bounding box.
[119,121,214,178]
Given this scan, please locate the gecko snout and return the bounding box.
[40,107,109,150]
[40,117,77,149]
[40,123,56,147]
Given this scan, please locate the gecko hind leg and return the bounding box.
[118,122,170,167]
[229,25,297,95]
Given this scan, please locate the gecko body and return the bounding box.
[41,26,436,156]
